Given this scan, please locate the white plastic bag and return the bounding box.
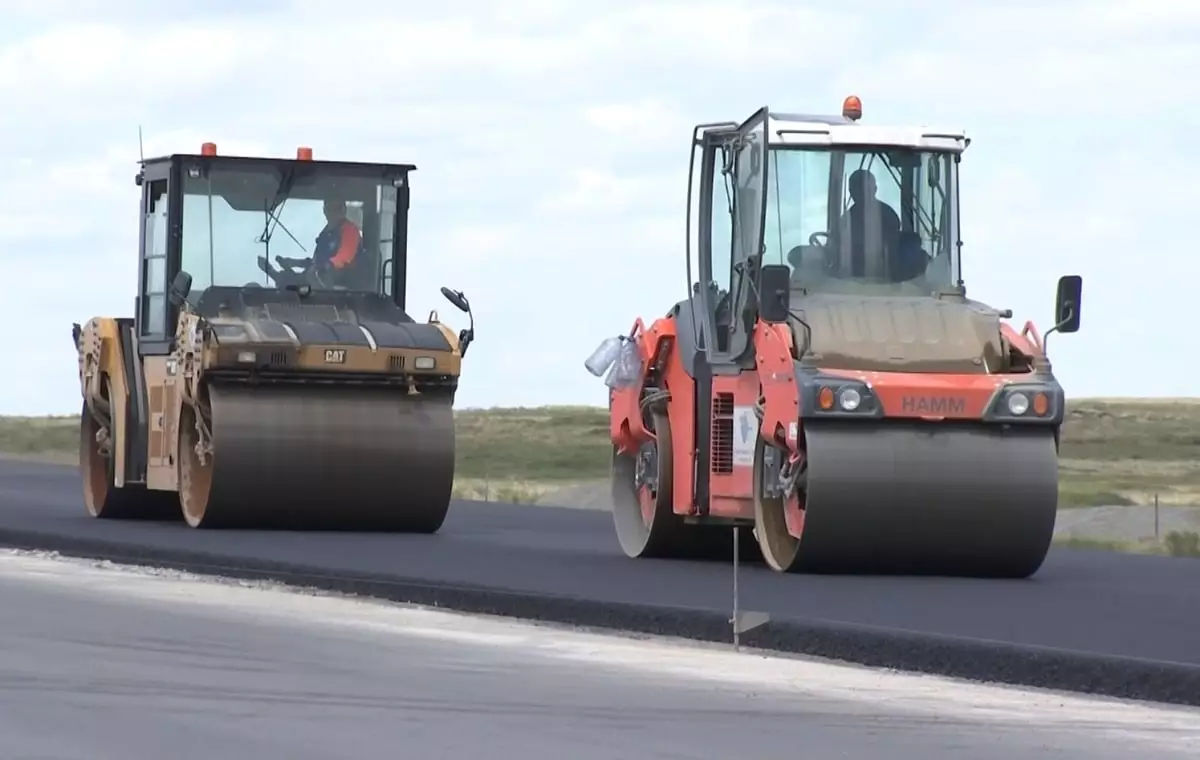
[584,335,624,377]
[604,337,642,389]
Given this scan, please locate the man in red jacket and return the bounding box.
[311,195,364,285]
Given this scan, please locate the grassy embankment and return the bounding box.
[3,399,1198,555]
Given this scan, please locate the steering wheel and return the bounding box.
[808,231,829,247]
[256,254,323,290]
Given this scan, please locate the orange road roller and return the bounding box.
[597,97,1082,578]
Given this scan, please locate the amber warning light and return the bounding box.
[842,95,862,121]
[297,146,313,161]
[200,142,217,156]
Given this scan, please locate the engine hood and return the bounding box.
[789,293,1006,374]
[191,285,452,352]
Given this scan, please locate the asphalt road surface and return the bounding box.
[1,549,1197,760]
[2,459,1198,669]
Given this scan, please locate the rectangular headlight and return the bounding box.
[414,356,436,370]
[236,351,256,364]
[985,383,1062,423]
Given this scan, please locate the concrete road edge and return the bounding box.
[1,526,1196,707]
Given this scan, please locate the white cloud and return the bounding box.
[0,23,261,93]
[1,0,1197,414]
[539,169,659,213]
[439,224,518,266]
[583,100,683,142]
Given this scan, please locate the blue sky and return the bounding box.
[1,0,1196,414]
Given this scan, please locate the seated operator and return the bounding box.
[836,169,901,279]
[312,195,364,286]
[278,194,365,287]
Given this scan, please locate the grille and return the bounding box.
[711,392,734,474]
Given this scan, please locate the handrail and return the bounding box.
[1020,320,1043,354]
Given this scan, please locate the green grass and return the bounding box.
[1056,398,1200,461]
[5,399,1200,508]
[1054,398,1200,506]
[1053,530,1200,558]
[453,406,611,482]
[0,415,78,458]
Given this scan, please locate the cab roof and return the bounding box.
[697,98,971,153]
[141,143,417,173]
[766,111,968,152]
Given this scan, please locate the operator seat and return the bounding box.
[890,232,929,282]
[787,244,830,286]
[340,242,379,291]
[343,205,382,291]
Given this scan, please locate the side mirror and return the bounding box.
[168,270,193,308]
[1053,275,1082,333]
[927,155,941,188]
[439,286,475,358]
[758,264,791,324]
[440,286,470,314]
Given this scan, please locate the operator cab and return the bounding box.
[688,97,967,358]
[768,101,964,295]
[133,143,415,354]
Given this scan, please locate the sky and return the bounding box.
[1,0,1196,414]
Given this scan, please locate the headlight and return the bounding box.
[236,351,255,364]
[985,384,1061,423]
[838,387,861,411]
[808,377,880,417]
[1006,391,1030,416]
[414,356,436,370]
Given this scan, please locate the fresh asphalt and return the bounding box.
[2,549,1196,760]
[1,458,1199,705]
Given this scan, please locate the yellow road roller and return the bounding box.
[74,142,476,531]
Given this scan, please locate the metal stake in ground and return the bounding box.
[730,525,769,650]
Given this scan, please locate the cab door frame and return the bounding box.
[135,158,182,357]
[686,107,771,517]
[127,157,182,485]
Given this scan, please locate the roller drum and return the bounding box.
[181,382,455,531]
[610,410,750,561]
[795,420,1059,577]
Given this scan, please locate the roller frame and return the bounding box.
[609,313,1065,578]
[73,147,474,533]
[74,313,465,532]
[607,104,1080,578]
